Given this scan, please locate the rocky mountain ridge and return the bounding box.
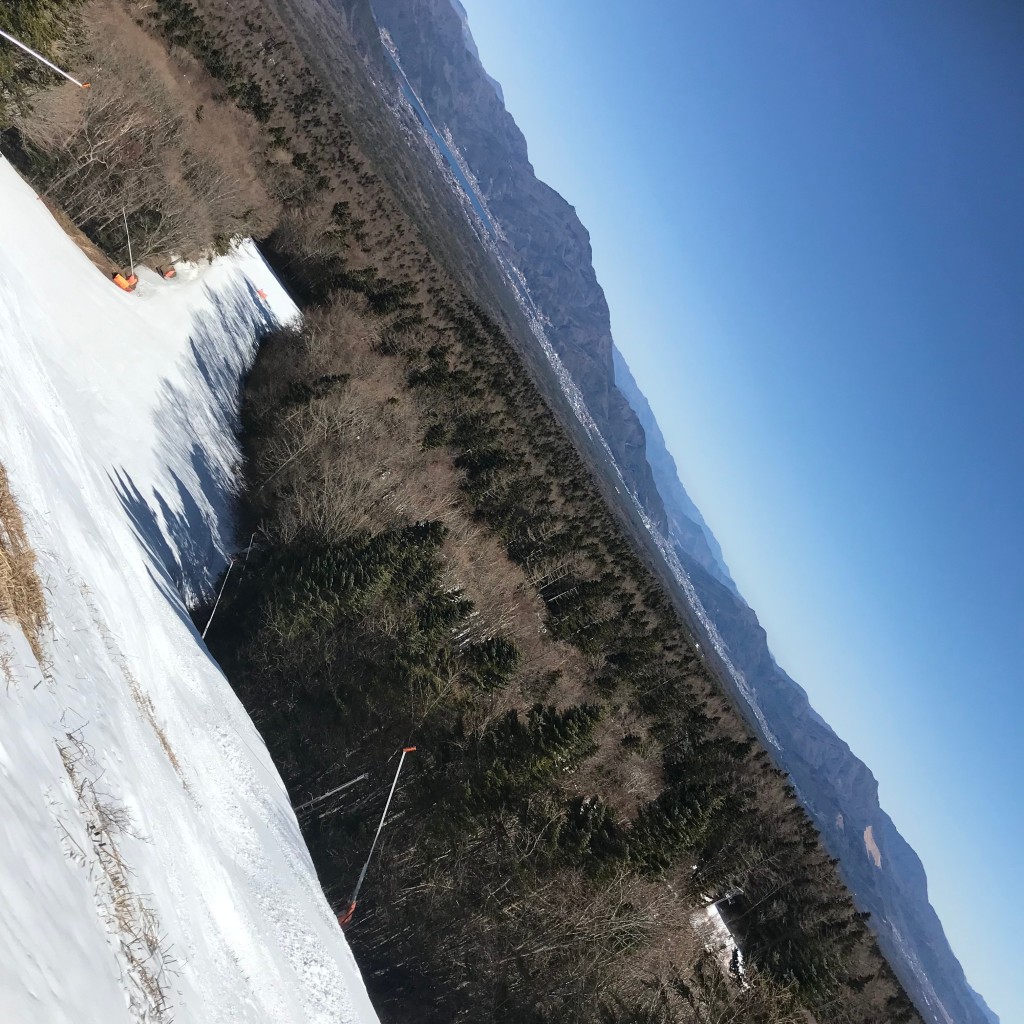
[366,0,671,537]
[687,558,996,1024]
[359,2,998,1022]
[612,345,738,594]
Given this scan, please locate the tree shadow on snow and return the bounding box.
[110,272,283,634]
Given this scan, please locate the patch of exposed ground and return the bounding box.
[0,463,47,663]
[864,824,882,869]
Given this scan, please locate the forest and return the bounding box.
[2,1,922,1021]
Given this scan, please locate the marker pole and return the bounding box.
[0,27,90,89]
[338,747,416,926]
[122,207,134,277]
[202,559,234,640]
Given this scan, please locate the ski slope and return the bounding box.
[0,157,380,1024]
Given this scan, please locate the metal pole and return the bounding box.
[0,27,91,89]
[338,746,416,926]
[122,206,134,277]
[202,560,234,639]
[294,772,368,814]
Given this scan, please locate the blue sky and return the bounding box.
[457,1,1022,1018]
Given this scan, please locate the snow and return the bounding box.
[0,157,380,1024]
[691,903,744,981]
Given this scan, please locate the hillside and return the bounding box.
[0,156,378,1024]
[361,0,672,535]
[358,3,996,1023]
[684,561,1000,1024]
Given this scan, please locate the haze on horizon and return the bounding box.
[456,1,1023,1019]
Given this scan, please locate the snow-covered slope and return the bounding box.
[0,157,380,1024]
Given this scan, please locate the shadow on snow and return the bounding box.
[109,273,281,632]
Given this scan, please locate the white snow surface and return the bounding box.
[0,158,380,1024]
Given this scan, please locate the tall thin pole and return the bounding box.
[202,559,234,639]
[294,772,368,814]
[338,746,416,927]
[122,207,134,277]
[0,27,91,89]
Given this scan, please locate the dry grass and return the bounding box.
[0,463,48,664]
[57,726,176,1021]
[15,0,277,266]
[0,637,14,690]
[37,194,120,277]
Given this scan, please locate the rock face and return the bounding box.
[683,559,998,1024]
[369,0,669,534]
[359,3,999,1023]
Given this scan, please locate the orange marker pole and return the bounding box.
[0,27,90,88]
[338,747,417,928]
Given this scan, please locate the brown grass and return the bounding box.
[57,727,175,1021]
[16,0,278,267]
[0,463,47,664]
[0,637,14,690]
[37,194,120,277]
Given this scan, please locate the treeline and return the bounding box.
[206,209,918,1022]
[9,0,923,1021]
[206,294,797,1023]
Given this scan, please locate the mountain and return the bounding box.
[685,557,994,1024]
[365,0,671,538]
[972,988,1002,1024]
[612,345,738,595]
[359,3,997,1023]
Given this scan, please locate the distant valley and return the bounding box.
[362,2,999,1022]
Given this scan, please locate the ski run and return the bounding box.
[0,156,380,1024]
